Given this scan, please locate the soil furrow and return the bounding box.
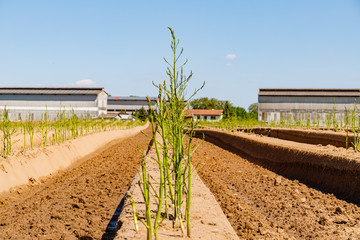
[239,127,353,148]
[0,127,151,240]
[192,137,360,239]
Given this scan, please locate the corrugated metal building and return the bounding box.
[0,87,107,120]
[107,96,157,114]
[258,88,360,124]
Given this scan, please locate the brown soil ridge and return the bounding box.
[194,128,360,204]
[115,138,239,240]
[0,126,152,239]
[0,123,149,193]
[239,127,355,148]
[191,136,360,239]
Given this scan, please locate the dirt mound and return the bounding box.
[0,124,149,194]
[192,137,360,239]
[195,129,360,203]
[240,127,354,148]
[0,127,152,239]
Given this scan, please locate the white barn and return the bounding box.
[258,88,360,124]
[107,96,157,114]
[0,87,107,120]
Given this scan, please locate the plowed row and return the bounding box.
[1,125,360,239]
[0,128,151,239]
[192,137,360,239]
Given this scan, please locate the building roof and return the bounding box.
[108,96,158,101]
[0,87,104,95]
[185,109,223,116]
[259,88,360,97]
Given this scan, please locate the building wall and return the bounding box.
[0,94,97,107]
[260,96,360,104]
[0,94,103,121]
[258,95,359,124]
[193,115,222,121]
[107,100,157,113]
[97,91,108,116]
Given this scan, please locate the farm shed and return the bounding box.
[107,96,157,114]
[185,109,223,121]
[258,88,360,124]
[0,87,107,120]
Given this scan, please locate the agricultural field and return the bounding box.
[1,0,359,238]
[200,112,360,151]
[0,126,152,239]
[190,126,360,239]
[1,108,360,239]
[1,29,359,239]
[0,116,360,239]
[0,101,347,232]
[0,109,143,158]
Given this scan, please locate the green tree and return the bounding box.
[135,106,148,121]
[191,97,253,120]
[190,97,225,110]
[235,107,247,119]
[223,101,232,119]
[248,103,258,119]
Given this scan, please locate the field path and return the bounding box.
[0,126,151,239]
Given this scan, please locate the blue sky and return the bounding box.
[0,1,359,109]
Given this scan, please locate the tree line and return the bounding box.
[133,97,258,121]
[190,97,258,120]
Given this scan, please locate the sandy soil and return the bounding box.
[238,127,356,148]
[3,122,360,239]
[195,128,360,203]
[1,121,137,156]
[0,127,152,239]
[115,142,239,240]
[192,137,360,239]
[0,124,148,193]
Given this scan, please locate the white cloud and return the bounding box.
[75,79,96,86]
[225,54,237,60]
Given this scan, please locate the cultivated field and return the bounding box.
[192,127,360,239]
[1,121,360,239]
[0,114,142,158]
[0,126,152,239]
